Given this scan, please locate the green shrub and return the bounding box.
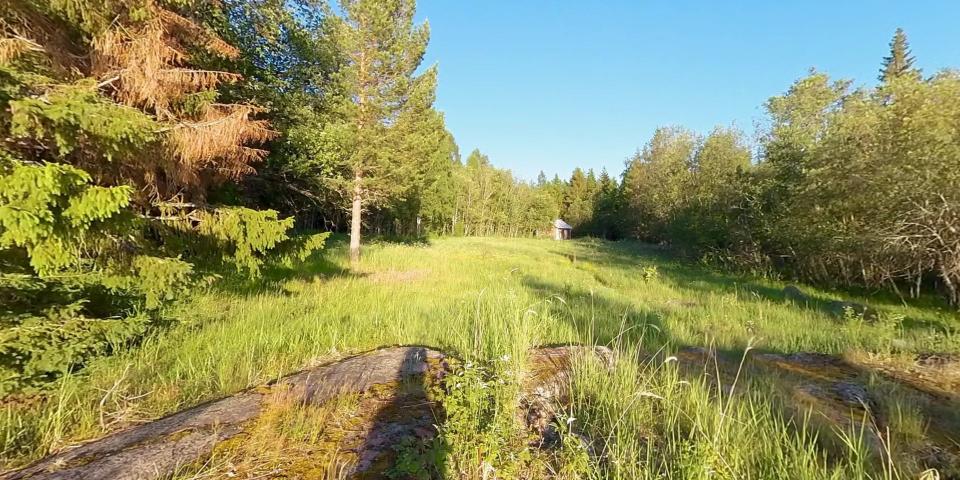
[434,359,531,478]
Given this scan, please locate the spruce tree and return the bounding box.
[593,167,622,238]
[564,168,594,229]
[879,28,920,82]
[0,0,328,391]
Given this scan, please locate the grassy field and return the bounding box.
[2,237,959,478]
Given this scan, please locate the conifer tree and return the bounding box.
[324,0,439,265]
[1,0,276,205]
[0,0,327,391]
[879,28,920,82]
[564,167,593,229]
[592,167,623,238]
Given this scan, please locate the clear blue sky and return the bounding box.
[415,0,960,181]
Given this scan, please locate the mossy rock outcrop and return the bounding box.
[673,347,960,476]
[1,345,612,480]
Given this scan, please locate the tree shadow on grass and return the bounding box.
[558,240,958,339]
[538,241,960,474]
[211,233,439,297]
[654,268,959,337]
[209,255,366,297]
[364,233,434,248]
[548,239,673,270]
[521,274,672,350]
[642,251,958,335]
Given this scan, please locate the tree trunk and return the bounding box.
[941,263,959,308]
[349,174,362,266]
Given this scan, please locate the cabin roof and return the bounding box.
[553,219,573,230]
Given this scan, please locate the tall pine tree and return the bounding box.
[325,0,439,265]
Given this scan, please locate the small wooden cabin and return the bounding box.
[552,219,573,240]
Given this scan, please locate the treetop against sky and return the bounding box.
[416,0,960,180]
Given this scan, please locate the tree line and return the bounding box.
[402,28,959,309]
[407,148,624,239]
[559,29,960,307]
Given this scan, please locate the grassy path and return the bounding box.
[3,238,958,477]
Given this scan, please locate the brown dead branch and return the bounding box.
[92,18,241,116]
[165,105,276,181]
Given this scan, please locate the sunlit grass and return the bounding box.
[2,237,957,477]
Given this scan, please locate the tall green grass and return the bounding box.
[2,237,957,477]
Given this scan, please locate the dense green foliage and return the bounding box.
[0,0,326,395]
[406,148,623,239]
[421,149,554,237]
[540,29,960,307]
[753,68,960,304]
[0,161,143,393]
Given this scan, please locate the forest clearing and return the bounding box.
[3,238,959,478]
[3,0,960,478]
